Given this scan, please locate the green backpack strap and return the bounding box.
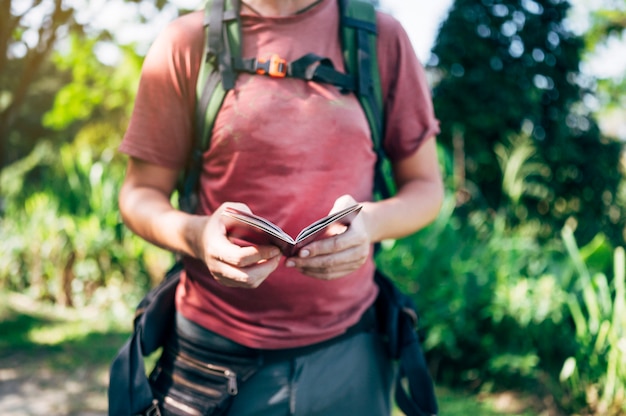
[181,0,390,213]
[196,0,241,151]
[179,0,241,213]
[339,0,382,149]
[339,0,392,199]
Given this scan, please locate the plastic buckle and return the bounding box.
[255,54,288,78]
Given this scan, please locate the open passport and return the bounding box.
[221,204,363,256]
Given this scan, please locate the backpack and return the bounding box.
[179,0,391,214]
[108,1,438,415]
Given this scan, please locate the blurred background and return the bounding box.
[1,0,626,415]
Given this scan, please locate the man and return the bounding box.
[118,0,443,414]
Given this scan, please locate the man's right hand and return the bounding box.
[196,202,282,289]
[119,157,281,289]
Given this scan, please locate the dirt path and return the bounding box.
[0,292,132,416]
[0,350,108,416]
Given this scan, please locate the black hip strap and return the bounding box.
[175,305,376,365]
[261,305,377,363]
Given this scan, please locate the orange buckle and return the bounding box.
[255,54,288,78]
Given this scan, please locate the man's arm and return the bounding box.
[364,136,444,242]
[118,157,281,288]
[286,137,444,280]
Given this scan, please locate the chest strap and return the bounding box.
[232,53,357,92]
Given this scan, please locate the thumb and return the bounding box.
[329,194,358,214]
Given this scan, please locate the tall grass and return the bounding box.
[560,227,626,415]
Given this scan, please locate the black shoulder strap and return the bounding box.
[375,269,439,416]
[108,262,183,416]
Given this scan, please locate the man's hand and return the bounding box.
[198,202,282,289]
[284,195,371,280]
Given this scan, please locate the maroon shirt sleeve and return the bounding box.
[119,12,204,170]
[376,12,440,162]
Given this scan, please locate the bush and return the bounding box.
[0,141,172,308]
[376,188,623,414]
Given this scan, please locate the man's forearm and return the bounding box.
[363,178,444,243]
[119,184,207,259]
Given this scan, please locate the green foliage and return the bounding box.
[495,133,552,208]
[559,228,626,415]
[435,387,539,415]
[376,135,626,414]
[0,141,172,308]
[378,203,573,387]
[0,0,156,308]
[584,4,626,143]
[1,0,78,167]
[430,0,625,247]
[586,3,626,50]
[44,35,142,131]
[0,0,173,169]
[2,1,625,415]
[375,168,626,415]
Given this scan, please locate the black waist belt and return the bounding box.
[175,305,377,364]
[262,305,377,363]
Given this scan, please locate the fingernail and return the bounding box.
[299,249,310,258]
[285,260,295,268]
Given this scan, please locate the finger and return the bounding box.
[329,194,358,213]
[212,255,281,288]
[288,245,368,274]
[298,229,367,258]
[218,244,282,268]
[219,201,253,214]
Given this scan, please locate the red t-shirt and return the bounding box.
[119,0,439,349]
